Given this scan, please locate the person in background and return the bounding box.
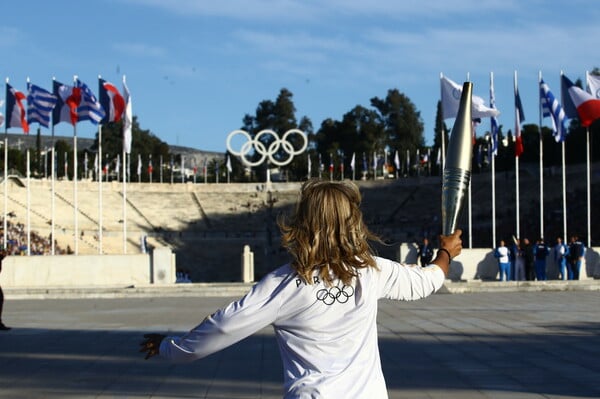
[494,240,511,282]
[533,238,550,281]
[0,249,10,331]
[513,239,526,281]
[554,237,570,281]
[417,237,435,267]
[139,179,463,398]
[521,238,535,281]
[568,235,586,280]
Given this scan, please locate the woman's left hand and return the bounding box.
[140,333,166,360]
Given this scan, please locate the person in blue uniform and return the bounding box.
[533,238,550,280]
[554,237,569,281]
[568,235,586,280]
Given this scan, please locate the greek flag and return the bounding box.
[27,83,57,128]
[489,73,499,156]
[76,78,105,124]
[540,79,567,142]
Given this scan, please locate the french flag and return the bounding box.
[53,80,81,126]
[99,78,125,123]
[561,73,600,127]
[6,83,29,133]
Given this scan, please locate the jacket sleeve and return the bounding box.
[375,257,445,301]
[159,273,284,363]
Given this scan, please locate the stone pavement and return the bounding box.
[0,289,599,398]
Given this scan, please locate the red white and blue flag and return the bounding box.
[27,82,57,128]
[99,78,125,123]
[76,79,105,124]
[6,83,29,133]
[53,80,80,126]
[514,73,525,157]
[561,73,600,127]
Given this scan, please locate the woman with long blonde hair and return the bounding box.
[141,179,462,398]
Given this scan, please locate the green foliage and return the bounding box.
[92,116,170,182]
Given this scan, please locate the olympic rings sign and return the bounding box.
[226,129,308,167]
[316,284,355,305]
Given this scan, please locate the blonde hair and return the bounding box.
[278,179,380,286]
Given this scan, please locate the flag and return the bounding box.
[76,79,105,124]
[137,154,142,177]
[489,72,499,156]
[372,151,377,172]
[122,76,132,154]
[115,154,120,174]
[53,80,80,125]
[514,74,525,157]
[540,78,567,142]
[394,150,400,170]
[329,154,334,173]
[307,153,312,176]
[350,152,355,171]
[561,73,600,127]
[0,100,4,126]
[148,156,153,175]
[99,78,125,124]
[5,83,29,133]
[226,154,232,172]
[586,72,600,99]
[440,74,500,119]
[27,83,57,128]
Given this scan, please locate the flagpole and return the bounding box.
[490,72,497,248]
[562,141,567,241]
[585,72,592,247]
[98,125,103,254]
[538,71,544,240]
[514,71,520,240]
[26,150,31,255]
[51,146,55,255]
[73,118,79,255]
[586,127,591,247]
[3,79,8,251]
[123,150,127,254]
[491,148,496,247]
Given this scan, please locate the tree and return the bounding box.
[92,115,170,182]
[240,88,312,182]
[370,89,424,155]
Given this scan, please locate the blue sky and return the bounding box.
[1,0,598,153]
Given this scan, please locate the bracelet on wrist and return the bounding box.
[438,248,452,263]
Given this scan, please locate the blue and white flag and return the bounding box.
[489,72,499,156]
[540,78,567,142]
[27,83,57,128]
[76,78,105,124]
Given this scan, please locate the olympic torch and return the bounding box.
[441,81,473,236]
